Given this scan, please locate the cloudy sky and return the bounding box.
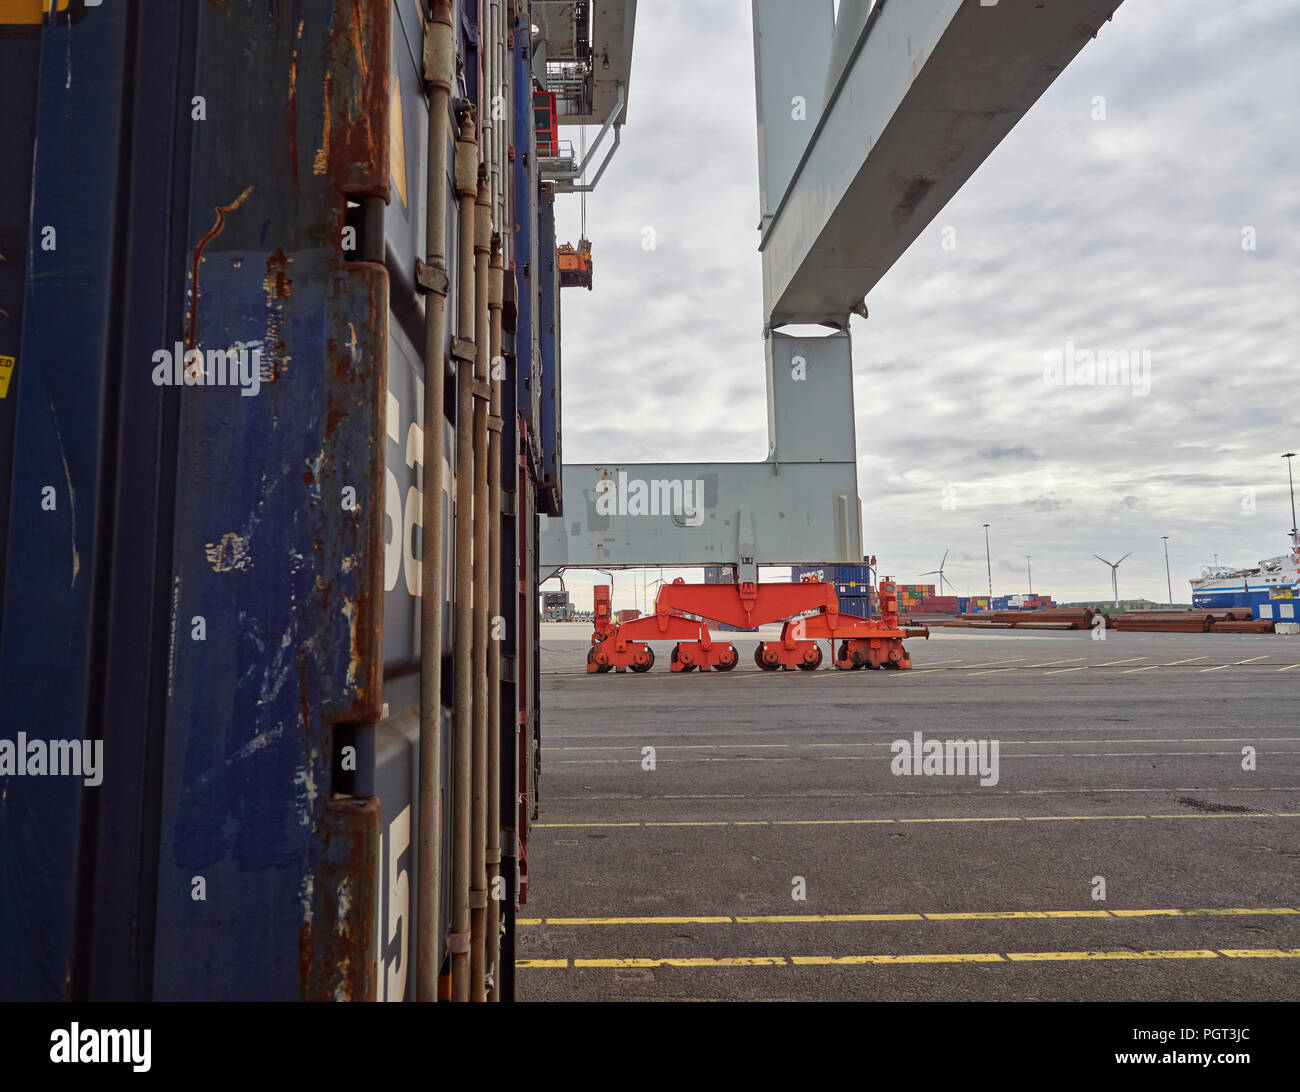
[545,0,1299,612]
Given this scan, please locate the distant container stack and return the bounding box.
[792,559,877,618]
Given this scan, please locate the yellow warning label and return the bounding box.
[0,355,15,398]
[389,78,407,209]
[0,0,43,25]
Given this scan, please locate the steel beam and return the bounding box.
[759,0,1124,327]
[540,333,862,571]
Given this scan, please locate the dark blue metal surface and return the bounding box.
[1,0,539,1003]
[537,184,562,513]
[0,0,133,1001]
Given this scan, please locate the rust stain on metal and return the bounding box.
[263,249,293,384]
[187,186,254,349]
[288,20,304,181]
[312,70,333,176]
[316,0,390,198]
[299,797,379,1001]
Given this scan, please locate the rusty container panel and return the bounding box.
[151,0,391,1001]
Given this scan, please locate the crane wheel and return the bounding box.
[797,646,823,671]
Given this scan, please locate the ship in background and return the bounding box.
[1190,534,1300,610]
[1191,456,1300,611]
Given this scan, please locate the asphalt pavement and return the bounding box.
[517,627,1300,1001]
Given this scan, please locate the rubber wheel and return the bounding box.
[715,647,738,672]
[629,646,655,673]
[797,645,823,671]
[753,644,779,671]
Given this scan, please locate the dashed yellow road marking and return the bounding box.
[534,811,1294,830]
[1235,655,1268,665]
[1279,664,1300,672]
[1201,664,1230,673]
[517,948,1300,969]
[1099,657,1146,666]
[1166,656,1207,665]
[1046,666,1087,675]
[517,907,1299,927]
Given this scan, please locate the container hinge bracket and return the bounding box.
[486,414,504,432]
[446,931,470,954]
[473,379,492,401]
[415,258,449,296]
[451,337,477,362]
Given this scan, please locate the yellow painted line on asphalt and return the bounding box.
[1166,656,1207,665]
[1006,949,1220,962]
[1279,664,1300,672]
[517,949,1300,969]
[518,907,1299,927]
[534,811,1292,830]
[1201,665,1231,673]
[1045,666,1087,675]
[925,910,1111,920]
[734,913,923,924]
[1235,655,1269,664]
[1110,908,1299,918]
[966,667,1021,676]
[1098,657,1147,666]
[793,953,1003,966]
[961,658,1026,668]
[1219,949,1300,958]
[540,916,734,926]
[1123,666,1160,674]
[1146,812,1267,819]
[1032,658,1085,667]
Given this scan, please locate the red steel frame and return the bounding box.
[586,578,923,673]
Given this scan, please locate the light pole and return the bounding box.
[1026,555,1032,596]
[982,524,992,600]
[1284,453,1298,540]
[1161,536,1172,609]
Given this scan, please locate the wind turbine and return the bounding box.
[922,549,956,595]
[1094,552,1132,609]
